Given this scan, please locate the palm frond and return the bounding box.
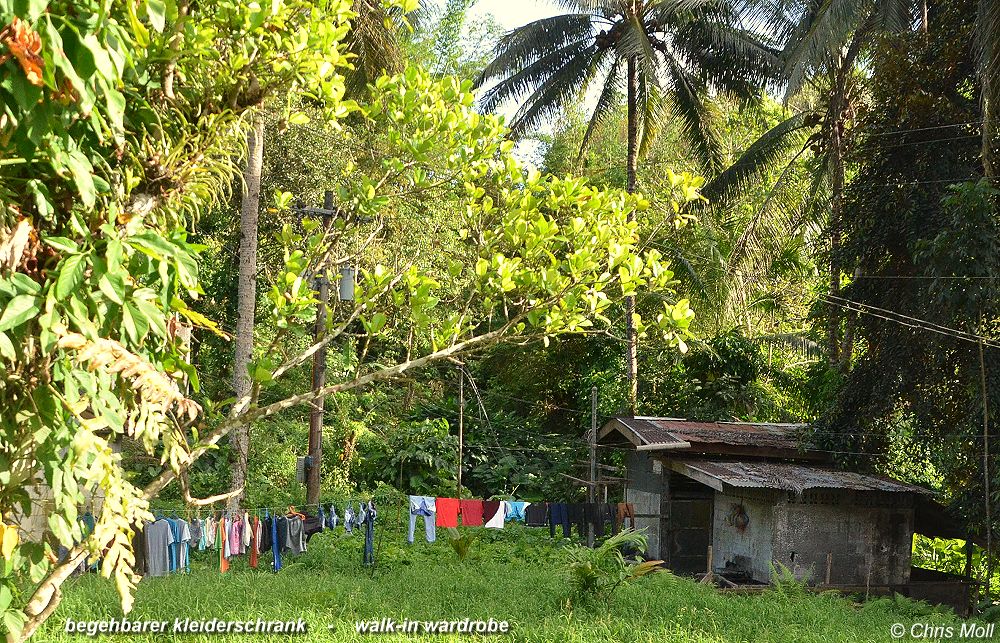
[702,111,814,204]
[780,0,869,99]
[478,39,595,117]
[664,57,724,172]
[507,45,610,137]
[577,58,624,165]
[476,14,596,88]
[637,72,671,158]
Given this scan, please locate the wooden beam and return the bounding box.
[666,460,725,492]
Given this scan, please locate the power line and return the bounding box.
[877,133,982,152]
[866,120,984,137]
[820,295,1000,350]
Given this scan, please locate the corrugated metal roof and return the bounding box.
[608,417,807,451]
[673,459,931,495]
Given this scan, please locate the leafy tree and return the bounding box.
[0,3,704,634]
[818,0,998,542]
[476,0,773,411]
[355,418,458,495]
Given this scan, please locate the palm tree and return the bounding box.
[476,0,776,412]
[704,0,999,370]
[700,0,927,371]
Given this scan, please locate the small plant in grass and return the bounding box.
[770,561,811,598]
[563,529,663,603]
[446,528,476,561]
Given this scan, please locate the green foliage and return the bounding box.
[820,0,999,545]
[563,529,661,604]
[356,418,457,496]
[445,527,476,562]
[0,0,384,633]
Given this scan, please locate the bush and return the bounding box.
[563,529,663,604]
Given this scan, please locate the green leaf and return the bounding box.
[43,237,78,254]
[2,608,25,639]
[56,254,86,299]
[98,271,125,305]
[0,332,16,360]
[122,303,149,344]
[0,295,40,332]
[65,150,97,209]
[10,273,40,295]
[146,0,167,32]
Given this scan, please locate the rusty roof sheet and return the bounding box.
[674,459,931,495]
[607,417,807,450]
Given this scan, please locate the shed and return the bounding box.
[601,417,979,613]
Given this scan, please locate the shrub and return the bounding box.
[563,529,662,604]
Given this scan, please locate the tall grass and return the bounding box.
[37,522,964,642]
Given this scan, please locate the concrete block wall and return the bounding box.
[625,450,661,559]
[771,494,914,586]
[712,492,775,582]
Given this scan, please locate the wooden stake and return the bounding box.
[825,552,833,585]
[700,545,714,584]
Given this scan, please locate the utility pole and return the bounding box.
[979,339,992,598]
[588,386,598,548]
[457,366,464,498]
[306,190,334,506]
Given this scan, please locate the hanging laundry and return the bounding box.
[435,497,460,528]
[285,517,306,555]
[228,514,243,556]
[242,512,252,550]
[318,505,326,532]
[548,503,571,538]
[326,504,339,530]
[249,516,260,569]
[344,505,355,534]
[506,501,529,522]
[407,496,436,543]
[165,517,192,573]
[616,502,636,531]
[459,499,484,527]
[143,519,174,578]
[203,516,215,550]
[483,501,506,529]
[303,513,324,543]
[590,503,616,538]
[270,515,282,571]
[189,517,202,552]
[131,523,147,576]
[525,502,548,527]
[216,518,229,573]
[362,501,377,567]
[567,503,587,538]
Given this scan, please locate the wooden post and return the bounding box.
[700,546,714,584]
[306,190,334,506]
[825,552,833,585]
[457,366,464,498]
[588,387,597,548]
[979,339,992,598]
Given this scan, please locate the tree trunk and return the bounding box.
[625,55,639,416]
[229,115,265,511]
[826,33,864,369]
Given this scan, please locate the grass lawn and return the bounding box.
[38,522,971,642]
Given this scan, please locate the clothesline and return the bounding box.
[405,496,638,546]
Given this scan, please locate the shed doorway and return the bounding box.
[662,470,714,575]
